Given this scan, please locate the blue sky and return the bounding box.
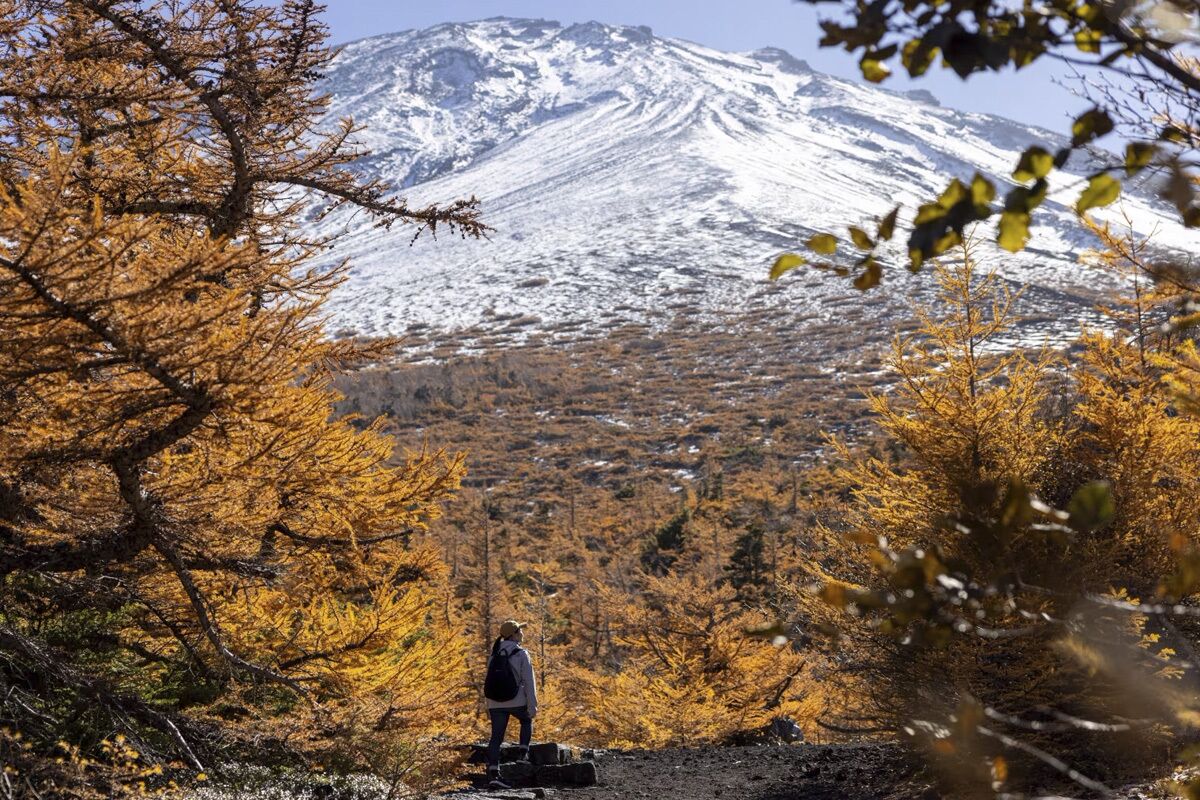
[319,0,1087,134]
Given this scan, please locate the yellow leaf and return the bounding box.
[860,57,891,83]
[807,233,838,254]
[769,252,806,280]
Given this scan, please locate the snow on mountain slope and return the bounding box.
[309,17,1198,344]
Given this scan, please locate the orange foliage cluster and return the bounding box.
[12,3,1200,798]
[802,232,1200,795]
[338,316,891,750]
[0,1,484,794]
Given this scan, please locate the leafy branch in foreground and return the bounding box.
[770,0,1199,284]
[774,236,1200,796]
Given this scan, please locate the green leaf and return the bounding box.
[1011,41,1044,68]
[1067,481,1114,531]
[937,178,968,208]
[1076,2,1104,24]
[1166,162,1194,213]
[901,38,939,77]
[1124,142,1156,176]
[848,226,874,250]
[908,247,924,272]
[853,257,882,290]
[914,201,947,224]
[877,206,900,241]
[1161,124,1189,144]
[1013,147,1054,182]
[769,253,806,281]
[1071,108,1114,147]
[998,479,1033,531]
[806,233,838,255]
[860,57,891,83]
[872,43,899,60]
[933,229,962,254]
[1076,173,1121,214]
[997,211,1031,252]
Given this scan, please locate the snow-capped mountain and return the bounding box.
[310,17,1196,344]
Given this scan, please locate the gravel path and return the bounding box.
[454,743,931,800]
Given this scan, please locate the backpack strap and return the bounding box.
[492,641,524,684]
[507,644,526,687]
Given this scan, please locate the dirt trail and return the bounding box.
[456,743,930,800]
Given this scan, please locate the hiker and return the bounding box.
[484,619,538,786]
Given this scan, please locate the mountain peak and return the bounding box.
[311,17,1196,345]
[750,47,812,74]
[559,20,654,43]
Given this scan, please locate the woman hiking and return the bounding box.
[484,620,538,788]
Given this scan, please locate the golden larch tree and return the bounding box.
[564,571,815,748]
[0,0,485,793]
[806,235,1200,795]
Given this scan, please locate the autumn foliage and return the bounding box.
[431,477,828,752]
[0,1,484,794]
[5,2,1200,798]
[804,234,1200,795]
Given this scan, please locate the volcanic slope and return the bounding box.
[309,17,1198,345]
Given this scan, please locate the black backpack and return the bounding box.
[484,638,521,702]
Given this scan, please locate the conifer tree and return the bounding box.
[641,507,690,574]
[815,242,1064,730]
[809,235,1200,794]
[566,572,816,748]
[727,524,768,596]
[0,0,484,790]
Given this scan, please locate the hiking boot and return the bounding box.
[486,766,511,790]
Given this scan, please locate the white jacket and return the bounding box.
[485,639,538,714]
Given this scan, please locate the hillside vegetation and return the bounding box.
[3,1,1200,799]
[336,304,893,749]
[333,230,1200,795]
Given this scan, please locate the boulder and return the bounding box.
[467,743,527,764]
[528,743,573,766]
[498,760,537,786]
[561,761,598,786]
[535,761,597,787]
[469,741,598,788]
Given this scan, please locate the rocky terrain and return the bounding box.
[451,743,929,800]
[446,743,1187,800]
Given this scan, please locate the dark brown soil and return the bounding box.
[461,743,932,800]
[586,744,929,800]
